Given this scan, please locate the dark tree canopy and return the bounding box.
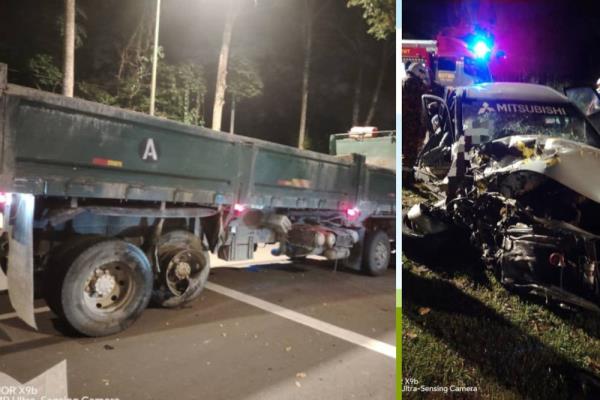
[0,0,395,153]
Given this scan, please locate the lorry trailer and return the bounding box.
[0,64,395,336]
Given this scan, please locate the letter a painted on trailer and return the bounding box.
[141,138,159,161]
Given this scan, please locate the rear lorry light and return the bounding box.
[0,192,11,206]
[0,192,10,231]
[233,203,246,214]
[346,207,361,219]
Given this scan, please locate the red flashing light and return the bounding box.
[0,192,10,206]
[346,207,361,219]
[233,203,246,214]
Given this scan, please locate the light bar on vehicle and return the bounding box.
[349,126,378,138]
[472,40,491,59]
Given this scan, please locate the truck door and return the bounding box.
[564,86,600,133]
[416,94,454,181]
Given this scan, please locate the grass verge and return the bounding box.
[401,188,600,399]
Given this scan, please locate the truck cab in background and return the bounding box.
[329,127,396,171]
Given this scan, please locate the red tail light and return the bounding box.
[346,207,360,219]
[0,192,10,206]
[233,203,246,214]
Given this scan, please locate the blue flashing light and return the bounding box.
[472,40,491,59]
[464,28,494,60]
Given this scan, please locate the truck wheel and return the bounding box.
[44,235,106,318]
[362,230,391,276]
[152,231,210,308]
[48,240,153,336]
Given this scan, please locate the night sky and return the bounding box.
[0,0,395,153]
[403,0,600,87]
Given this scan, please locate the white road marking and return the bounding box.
[206,282,396,359]
[0,306,50,322]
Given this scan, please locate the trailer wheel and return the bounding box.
[362,230,391,276]
[152,230,210,308]
[44,235,106,318]
[47,239,153,336]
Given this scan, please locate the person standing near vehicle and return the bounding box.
[402,62,429,186]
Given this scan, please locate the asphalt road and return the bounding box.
[0,248,396,400]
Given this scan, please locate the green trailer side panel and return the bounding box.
[3,89,245,204]
[250,148,358,209]
[1,84,395,213]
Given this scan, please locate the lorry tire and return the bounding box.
[151,230,210,308]
[362,230,391,276]
[46,239,153,337]
[44,235,107,318]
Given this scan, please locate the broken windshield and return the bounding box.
[462,99,600,148]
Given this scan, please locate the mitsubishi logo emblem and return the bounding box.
[478,102,496,115]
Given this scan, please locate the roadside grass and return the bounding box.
[401,188,600,399]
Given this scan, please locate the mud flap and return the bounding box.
[7,193,36,329]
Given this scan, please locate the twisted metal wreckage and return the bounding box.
[403,82,600,312]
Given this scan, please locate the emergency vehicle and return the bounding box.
[402,26,499,88]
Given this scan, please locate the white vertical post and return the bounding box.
[229,96,236,133]
[149,0,161,116]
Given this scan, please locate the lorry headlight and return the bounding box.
[325,232,336,248]
[314,232,325,247]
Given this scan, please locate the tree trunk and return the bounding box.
[351,61,363,126]
[212,0,238,131]
[298,2,313,149]
[229,95,236,134]
[364,42,389,126]
[62,0,75,97]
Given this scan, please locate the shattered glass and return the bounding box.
[462,99,600,147]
